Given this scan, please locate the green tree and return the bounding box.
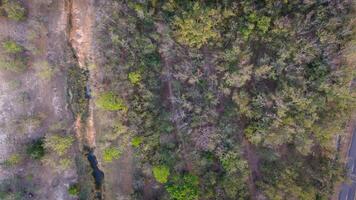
[172,2,233,48]
[103,147,122,163]
[166,174,199,200]
[153,165,170,183]
[26,139,45,160]
[131,136,143,148]
[68,184,80,196]
[96,92,127,111]
[128,71,142,85]
[2,40,23,54]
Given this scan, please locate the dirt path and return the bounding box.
[67,0,97,148]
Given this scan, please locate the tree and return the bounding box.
[166,174,199,200]
[103,147,122,163]
[96,92,127,111]
[26,139,45,160]
[128,71,142,85]
[131,136,143,148]
[172,2,233,48]
[68,184,80,196]
[152,165,170,183]
[2,40,23,54]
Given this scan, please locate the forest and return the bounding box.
[92,0,355,199]
[0,0,355,200]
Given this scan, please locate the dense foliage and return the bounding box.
[96,0,355,199]
[26,139,45,160]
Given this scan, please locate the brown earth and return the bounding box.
[0,0,78,199]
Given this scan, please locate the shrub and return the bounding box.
[0,40,27,72]
[44,135,74,156]
[128,71,142,85]
[103,147,121,163]
[96,92,127,111]
[2,40,23,54]
[26,139,45,160]
[68,184,80,196]
[166,174,199,200]
[1,0,26,21]
[3,153,21,167]
[153,165,170,183]
[131,136,143,148]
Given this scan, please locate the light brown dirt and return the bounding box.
[0,0,77,199]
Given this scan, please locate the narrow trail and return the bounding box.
[65,0,105,199]
[67,0,96,148]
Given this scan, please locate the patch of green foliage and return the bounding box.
[131,136,143,148]
[95,1,355,199]
[128,71,142,85]
[3,153,21,167]
[172,2,233,48]
[26,139,45,160]
[68,184,80,196]
[152,165,170,183]
[166,174,199,200]
[103,147,122,163]
[0,39,27,72]
[1,0,26,21]
[96,92,127,111]
[44,135,74,156]
[2,40,23,54]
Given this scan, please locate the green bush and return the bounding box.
[26,139,45,160]
[2,40,23,54]
[166,174,199,200]
[68,184,80,196]
[153,165,170,183]
[0,39,27,72]
[128,71,142,85]
[3,153,21,167]
[44,135,74,156]
[103,147,122,163]
[96,92,127,111]
[131,136,143,148]
[1,0,26,21]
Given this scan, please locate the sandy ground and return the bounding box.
[0,0,77,199]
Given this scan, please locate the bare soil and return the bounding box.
[0,0,77,199]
